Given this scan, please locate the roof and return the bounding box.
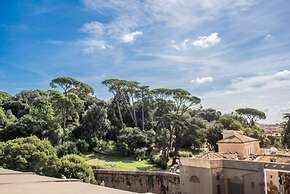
[217,133,259,144]
[0,168,133,194]
[196,152,240,160]
[256,123,283,133]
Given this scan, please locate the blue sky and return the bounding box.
[1,0,290,123]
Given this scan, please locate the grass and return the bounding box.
[85,153,160,171]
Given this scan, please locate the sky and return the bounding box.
[0,0,290,123]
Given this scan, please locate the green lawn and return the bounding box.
[85,153,160,171]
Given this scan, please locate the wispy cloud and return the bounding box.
[192,33,221,48]
[191,76,214,84]
[120,31,143,43]
[80,21,104,36]
[206,70,290,97]
[201,70,290,123]
[78,39,111,53]
[171,32,221,50]
[264,33,272,40]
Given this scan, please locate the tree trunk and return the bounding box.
[116,102,124,126]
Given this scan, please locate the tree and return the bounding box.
[50,76,94,98]
[0,91,12,103]
[0,107,7,128]
[140,86,149,130]
[117,127,149,155]
[219,114,243,131]
[2,100,30,118]
[15,90,49,106]
[282,113,290,148]
[197,108,221,122]
[102,79,141,127]
[151,88,201,165]
[235,108,266,126]
[0,101,61,144]
[78,103,111,139]
[206,122,223,151]
[50,92,84,129]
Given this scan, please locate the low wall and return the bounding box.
[93,169,181,194]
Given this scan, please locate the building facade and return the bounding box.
[180,159,290,194]
[217,130,260,159]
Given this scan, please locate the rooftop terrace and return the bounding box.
[0,168,133,194]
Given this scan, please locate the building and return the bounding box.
[257,123,283,143]
[180,158,290,194]
[217,130,260,159]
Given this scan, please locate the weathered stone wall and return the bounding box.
[93,169,181,194]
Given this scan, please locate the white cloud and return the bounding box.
[273,70,290,78]
[171,33,221,50]
[264,33,272,40]
[120,31,143,43]
[191,76,213,84]
[80,21,104,36]
[192,33,221,48]
[170,39,191,50]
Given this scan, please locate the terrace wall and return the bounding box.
[93,169,181,194]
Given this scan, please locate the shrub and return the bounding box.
[178,151,193,158]
[117,127,148,155]
[90,138,117,155]
[134,148,147,160]
[115,141,130,156]
[0,136,59,176]
[76,139,89,153]
[150,155,168,170]
[57,141,79,156]
[58,154,95,183]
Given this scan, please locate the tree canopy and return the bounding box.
[235,108,266,126]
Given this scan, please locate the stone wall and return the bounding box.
[93,169,181,194]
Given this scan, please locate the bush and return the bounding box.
[90,138,117,155]
[0,136,59,176]
[0,136,96,183]
[115,141,130,156]
[57,141,79,156]
[58,154,95,183]
[117,127,148,155]
[178,151,193,158]
[76,139,89,153]
[134,148,147,160]
[150,155,168,170]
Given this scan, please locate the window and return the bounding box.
[217,184,221,194]
[216,174,220,180]
[190,175,200,183]
[251,182,255,189]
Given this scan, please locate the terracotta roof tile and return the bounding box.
[217,133,258,143]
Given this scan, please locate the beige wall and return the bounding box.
[93,169,180,194]
[222,168,264,194]
[180,166,214,194]
[218,142,260,158]
[180,159,266,194]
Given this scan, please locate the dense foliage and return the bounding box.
[0,76,275,172]
[0,136,58,176]
[0,136,95,182]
